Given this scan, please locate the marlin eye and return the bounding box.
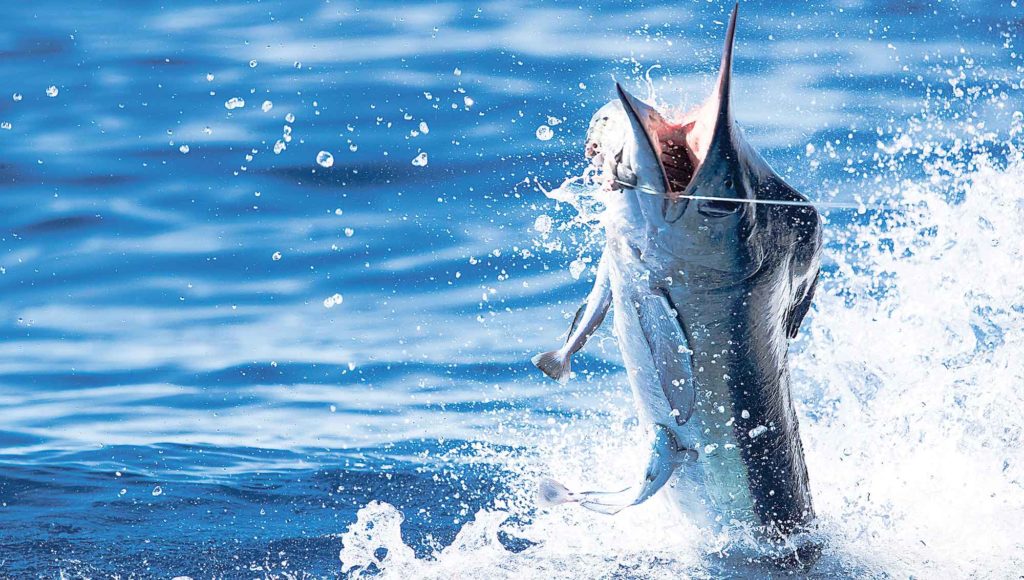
[698,200,741,218]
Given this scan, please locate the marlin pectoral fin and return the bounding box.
[537,424,696,515]
[786,269,819,339]
[532,255,612,384]
[638,292,697,425]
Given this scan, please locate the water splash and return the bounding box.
[339,80,1024,576]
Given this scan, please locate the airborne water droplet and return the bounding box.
[224,97,245,110]
[323,293,344,309]
[46,86,58,97]
[569,259,586,280]
[178,144,189,154]
[535,125,553,141]
[261,100,273,112]
[533,215,552,235]
[316,151,334,168]
[152,486,163,496]
[411,152,428,167]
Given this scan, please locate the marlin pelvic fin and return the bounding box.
[537,424,696,515]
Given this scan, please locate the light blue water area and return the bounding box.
[1,0,1022,577]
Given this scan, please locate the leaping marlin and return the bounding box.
[532,5,823,565]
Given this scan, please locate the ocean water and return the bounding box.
[2,0,1023,577]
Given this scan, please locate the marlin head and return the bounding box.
[589,4,818,279]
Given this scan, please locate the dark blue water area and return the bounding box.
[1,0,1023,577]
[0,441,522,577]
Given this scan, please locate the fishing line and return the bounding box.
[612,179,894,211]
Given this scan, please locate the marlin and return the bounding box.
[532,5,823,565]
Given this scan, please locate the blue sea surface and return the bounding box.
[2,1,1023,577]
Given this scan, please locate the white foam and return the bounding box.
[340,97,1024,577]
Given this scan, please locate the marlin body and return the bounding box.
[533,6,822,563]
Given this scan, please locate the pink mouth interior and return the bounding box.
[585,93,721,200]
[658,99,719,198]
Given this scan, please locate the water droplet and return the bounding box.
[569,259,586,280]
[348,143,358,152]
[0,122,11,130]
[344,228,354,237]
[178,144,189,154]
[224,97,245,110]
[261,100,273,112]
[741,410,750,419]
[547,116,562,126]
[206,73,215,82]
[273,140,286,154]
[453,67,462,76]
[535,125,553,141]
[152,485,163,496]
[316,151,334,168]
[45,86,58,98]
[748,425,768,439]
[533,215,552,235]
[285,112,295,123]
[411,152,428,166]
[202,126,212,135]
[249,60,258,68]
[419,121,429,134]
[271,251,282,261]
[323,293,344,309]
[463,96,474,108]
[293,61,302,69]
[12,93,22,102]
